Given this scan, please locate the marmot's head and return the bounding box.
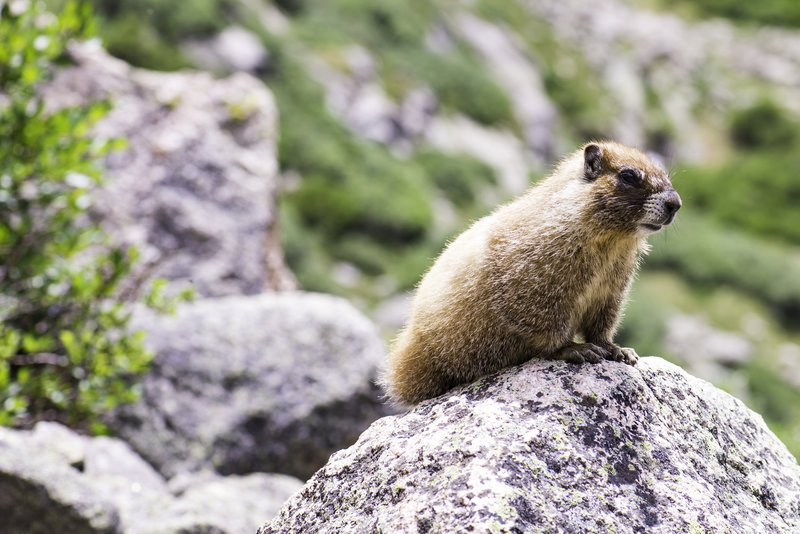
[582,141,681,235]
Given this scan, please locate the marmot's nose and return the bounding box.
[663,189,682,216]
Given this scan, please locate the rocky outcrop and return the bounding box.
[42,41,295,297]
[0,422,302,534]
[111,292,393,480]
[260,357,800,533]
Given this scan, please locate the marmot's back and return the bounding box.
[381,142,681,406]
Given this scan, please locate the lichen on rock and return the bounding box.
[259,357,800,533]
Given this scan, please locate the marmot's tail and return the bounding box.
[378,327,444,408]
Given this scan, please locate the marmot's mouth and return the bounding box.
[640,223,662,232]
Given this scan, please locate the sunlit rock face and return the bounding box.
[42,41,295,298]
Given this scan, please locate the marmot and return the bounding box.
[381,141,681,405]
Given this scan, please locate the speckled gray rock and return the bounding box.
[260,357,800,533]
[42,40,295,297]
[0,424,121,534]
[156,471,302,534]
[111,292,393,480]
[0,422,301,534]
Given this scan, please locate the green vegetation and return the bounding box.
[673,101,800,247]
[647,211,800,322]
[641,0,800,29]
[267,45,436,295]
[60,0,234,70]
[476,0,615,142]
[277,90,433,242]
[288,0,514,127]
[413,150,496,208]
[677,153,800,246]
[0,2,183,433]
[251,7,506,298]
[729,99,798,150]
[387,48,514,127]
[288,0,436,48]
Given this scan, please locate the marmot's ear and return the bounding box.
[584,143,603,182]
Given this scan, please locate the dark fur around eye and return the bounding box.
[618,169,641,186]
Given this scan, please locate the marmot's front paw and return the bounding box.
[551,343,609,364]
[619,347,639,366]
[590,342,640,366]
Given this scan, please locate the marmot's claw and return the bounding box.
[620,347,639,366]
[552,343,608,364]
[607,347,625,362]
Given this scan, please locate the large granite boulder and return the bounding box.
[260,357,800,533]
[0,422,302,534]
[111,292,393,480]
[42,41,295,297]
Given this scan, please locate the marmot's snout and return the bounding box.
[641,189,681,232]
[661,189,681,225]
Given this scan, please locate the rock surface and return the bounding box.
[111,292,393,480]
[42,41,296,297]
[0,422,302,534]
[260,357,800,533]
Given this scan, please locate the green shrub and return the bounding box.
[393,49,514,127]
[272,0,305,15]
[45,0,233,70]
[287,0,511,127]
[651,0,800,28]
[90,0,230,40]
[273,52,434,243]
[278,201,341,294]
[262,46,437,296]
[414,150,497,208]
[746,363,800,424]
[646,210,800,322]
[289,0,435,49]
[95,11,191,71]
[0,2,182,432]
[730,99,797,150]
[675,152,800,244]
[287,154,433,242]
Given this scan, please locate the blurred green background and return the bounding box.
[22,0,800,457]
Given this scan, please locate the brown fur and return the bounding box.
[381,142,681,405]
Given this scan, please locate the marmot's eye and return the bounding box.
[618,169,641,186]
